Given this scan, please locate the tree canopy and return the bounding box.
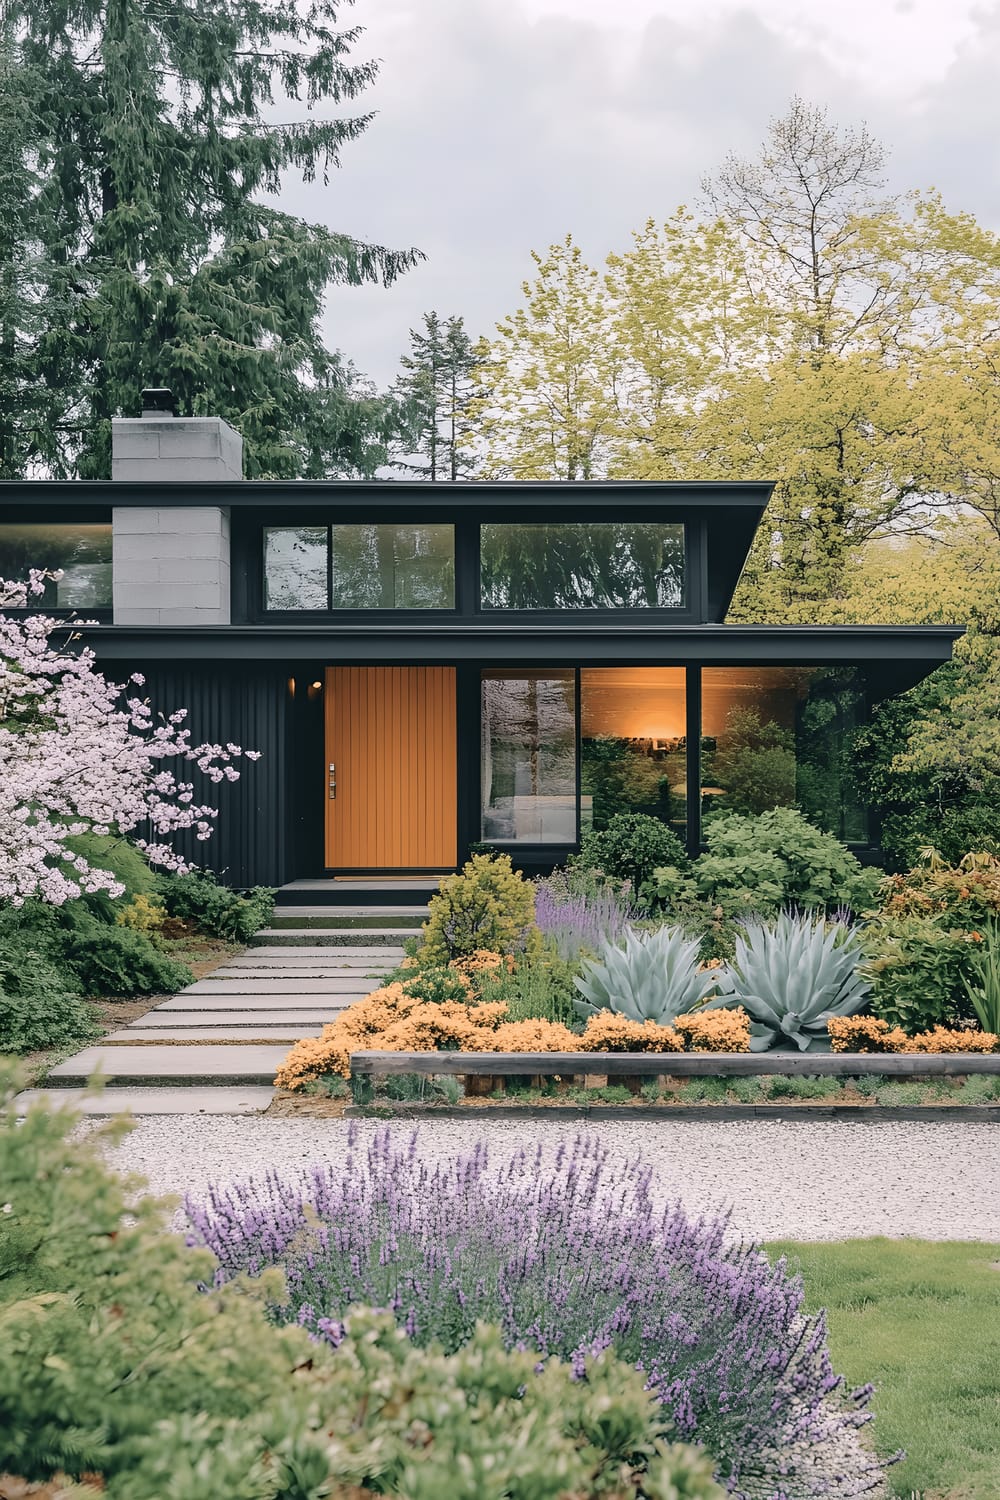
[0,0,421,477]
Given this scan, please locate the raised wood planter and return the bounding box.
[350,1049,1000,1081]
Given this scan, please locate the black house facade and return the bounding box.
[0,404,961,890]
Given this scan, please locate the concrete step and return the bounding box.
[16,1087,275,1115]
[271,906,430,918]
[156,995,357,1012]
[106,1026,321,1042]
[216,952,398,968]
[268,913,427,929]
[181,977,378,995]
[132,1009,342,1026]
[46,1044,287,1087]
[251,932,411,948]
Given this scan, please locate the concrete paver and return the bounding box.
[134,1008,342,1026]
[46,1044,287,1084]
[15,1087,275,1115]
[105,1026,321,1042]
[156,995,357,1012]
[181,977,379,995]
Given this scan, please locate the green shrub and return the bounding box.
[0,1067,723,1500]
[576,813,688,898]
[399,966,472,1006]
[765,1075,839,1101]
[63,832,158,921]
[863,916,974,1032]
[697,808,879,912]
[158,868,274,942]
[419,853,537,963]
[61,918,193,997]
[0,942,99,1055]
[477,943,581,1026]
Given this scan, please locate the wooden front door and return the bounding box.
[324,666,457,869]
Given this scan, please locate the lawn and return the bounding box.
[765,1239,1000,1499]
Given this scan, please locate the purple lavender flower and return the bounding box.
[187,1129,889,1500]
[534,869,642,961]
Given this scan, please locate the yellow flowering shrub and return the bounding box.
[578,1013,683,1053]
[479,1019,581,1053]
[115,892,166,934]
[903,1026,1000,1054]
[675,1008,750,1053]
[827,1016,909,1053]
[449,949,515,979]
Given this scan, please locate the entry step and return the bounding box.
[251,929,414,947]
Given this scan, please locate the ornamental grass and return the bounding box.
[188,1130,890,1500]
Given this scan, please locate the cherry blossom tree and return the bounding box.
[0,570,260,906]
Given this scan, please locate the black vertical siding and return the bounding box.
[123,663,292,888]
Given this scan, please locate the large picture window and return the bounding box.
[700,667,866,842]
[481,671,576,843]
[0,523,112,608]
[581,668,686,839]
[263,524,455,611]
[480,522,685,610]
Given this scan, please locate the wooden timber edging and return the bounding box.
[348,1050,1000,1078]
[344,1102,1000,1122]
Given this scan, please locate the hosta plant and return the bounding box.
[574,924,719,1026]
[711,911,870,1052]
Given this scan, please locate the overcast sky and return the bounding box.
[278,0,999,390]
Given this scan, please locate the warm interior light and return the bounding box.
[311,680,322,690]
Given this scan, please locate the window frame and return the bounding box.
[256,519,460,619]
[474,516,699,621]
[0,512,114,619]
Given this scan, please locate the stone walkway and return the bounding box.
[18,910,414,1113]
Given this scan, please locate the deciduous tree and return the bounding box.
[0,571,260,905]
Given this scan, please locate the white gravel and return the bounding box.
[99,1114,1000,1242]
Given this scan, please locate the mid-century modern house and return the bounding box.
[0,396,962,896]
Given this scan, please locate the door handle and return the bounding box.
[328,762,336,800]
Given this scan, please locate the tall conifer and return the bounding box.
[393,311,481,480]
[5,0,420,476]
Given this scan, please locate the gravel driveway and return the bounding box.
[102,1114,1000,1242]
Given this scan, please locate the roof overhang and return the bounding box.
[80,622,961,697]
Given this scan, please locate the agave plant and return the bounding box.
[574,924,718,1025]
[708,910,870,1052]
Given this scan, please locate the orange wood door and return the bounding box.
[324,666,457,869]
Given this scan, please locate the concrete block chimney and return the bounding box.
[111,391,242,625]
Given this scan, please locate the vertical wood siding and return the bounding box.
[325,666,457,868]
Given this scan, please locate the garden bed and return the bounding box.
[269,1049,1000,1119]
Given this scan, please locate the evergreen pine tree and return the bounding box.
[4,0,421,477]
[393,311,481,480]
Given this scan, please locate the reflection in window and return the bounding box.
[264,527,327,610]
[480,523,685,609]
[700,667,866,842]
[332,525,454,609]
[581,668,686,838]
[481,672,576,843]
[0,523,112,608]
[263,524,455,610]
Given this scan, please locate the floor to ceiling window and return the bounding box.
[580,668,687,839]
[700,667,866,841]
[480,671,577,844]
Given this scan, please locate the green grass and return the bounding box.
[764,1239,1000,1498]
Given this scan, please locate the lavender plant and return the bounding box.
[534,866,642,962]
[188,1131,892,1500]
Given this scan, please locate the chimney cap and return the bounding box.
[141,387,175,416]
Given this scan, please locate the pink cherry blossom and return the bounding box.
[0,571,261,906]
